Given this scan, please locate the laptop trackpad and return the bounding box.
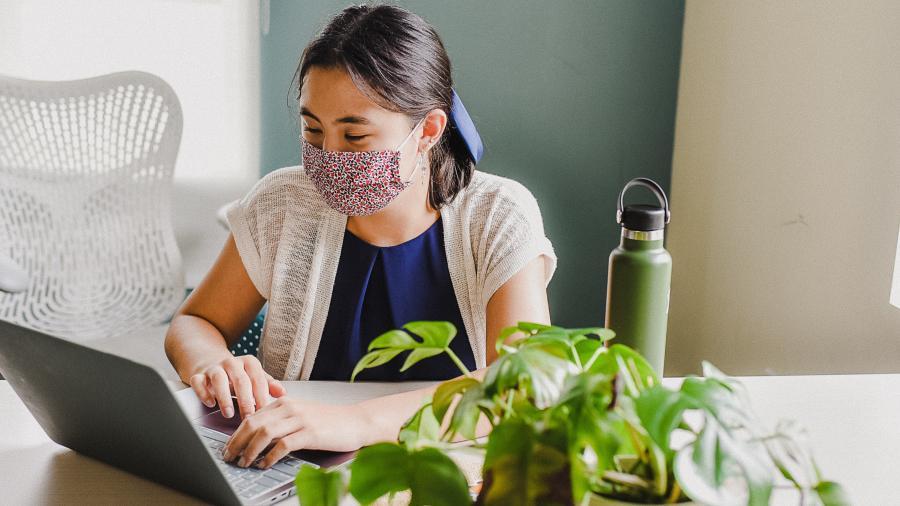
[196,406,355,468]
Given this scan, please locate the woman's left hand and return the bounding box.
[222,397,370,469]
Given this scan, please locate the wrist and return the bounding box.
[351,400,390,448]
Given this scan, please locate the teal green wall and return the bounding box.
[261,1,684,327]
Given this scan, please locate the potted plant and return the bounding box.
[294,322,849,506]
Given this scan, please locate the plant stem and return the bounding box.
[503,391,514,419]
[665,482,681,503]
[444,348,473,377]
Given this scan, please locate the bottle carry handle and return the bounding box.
[616,177,671,225]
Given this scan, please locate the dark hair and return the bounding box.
[290,3,474,209]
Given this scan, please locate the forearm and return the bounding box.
[355,368,490,446]
[165,314,235,384]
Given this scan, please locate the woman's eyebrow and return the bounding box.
[300,106,370,125]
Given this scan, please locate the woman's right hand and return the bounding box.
[189,355,287,419]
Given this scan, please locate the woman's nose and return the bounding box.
[322,135,349,152]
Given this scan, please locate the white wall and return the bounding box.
[0,0,261,285]
[667,1,900,375]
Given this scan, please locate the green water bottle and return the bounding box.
[605,178,672,375]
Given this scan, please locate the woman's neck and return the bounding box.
[346,197,440,247]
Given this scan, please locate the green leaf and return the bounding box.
[815,481,852,506]
[400,347,446,372]
[566,327,615,343]
[515,321,556,333]
[511,332,572,353]
[447,381,486,440]
[674,417,773,506]
[553,372,622,503]
[478,418,572,506]
[348,443,410,504]
[399,403,442,449]
[347,443,470,506]
[587,344,660,395]
[573,338,603,370]
[680,377,752,428]
[368,329,417,350]
[432,376,481,424]
[350,348,404,381]
[403,320,457,347]
[633,385,698,457]
[295,465,345,506]
[495,325,524,353]
[406,447,471,506]
[762,419,818,490]
[353,322,468,380]
[482,342,576,409]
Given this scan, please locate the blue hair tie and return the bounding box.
[449,89,483,164]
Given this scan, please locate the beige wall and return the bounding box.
[667,1,900,376]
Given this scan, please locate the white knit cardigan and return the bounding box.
[226,166,557,380]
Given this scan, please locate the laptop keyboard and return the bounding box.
[197,426,314,500]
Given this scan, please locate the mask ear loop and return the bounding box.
[399,118,427,186]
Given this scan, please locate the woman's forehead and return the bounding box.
[300,66,399,124]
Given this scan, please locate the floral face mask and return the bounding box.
[301,118,425,216]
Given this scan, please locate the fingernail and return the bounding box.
[223,407,233,418]
[238,458,248,467]
[222,450,231,461]
[203,399,215,408]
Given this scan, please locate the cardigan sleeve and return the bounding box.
[224,169,296,299]
[480,179,558,305]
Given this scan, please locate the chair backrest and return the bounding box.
[0,71,185,340]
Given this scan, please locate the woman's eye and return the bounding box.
[303,127,321,134]
[345,134,368,141]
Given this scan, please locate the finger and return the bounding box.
[243,358,270,409]
[208,367,233,418]
[224,405,280,462]
[260,430,309,469]
[224,360,255,418]
[238,417,300,467]
[190,373,215,408]
[266,373,287,398]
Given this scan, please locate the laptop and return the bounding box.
[0,319,355,505]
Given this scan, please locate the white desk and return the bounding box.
[1,374,897,505]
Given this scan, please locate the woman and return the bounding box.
[165,4,556,470]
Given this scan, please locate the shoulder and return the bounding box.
[448,170,557,298]
[224,165,325,298]
[449,170,546,227]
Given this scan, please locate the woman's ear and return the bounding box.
[419,108,448,151]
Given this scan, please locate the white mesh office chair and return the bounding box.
[0,71,185,341]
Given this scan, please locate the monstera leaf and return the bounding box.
[674,416,774,506]
[352,321,471,381]
[482,339,578,410]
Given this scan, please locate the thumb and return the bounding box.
[267,374,286,398]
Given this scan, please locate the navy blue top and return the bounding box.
[310,217,476,381]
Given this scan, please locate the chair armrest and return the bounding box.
[0,254,28,293]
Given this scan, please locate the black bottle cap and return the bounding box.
[620,204,667,231]
[616,177,671,231]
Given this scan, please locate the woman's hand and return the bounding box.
[189,355,287,419]
[222,397,370,469]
